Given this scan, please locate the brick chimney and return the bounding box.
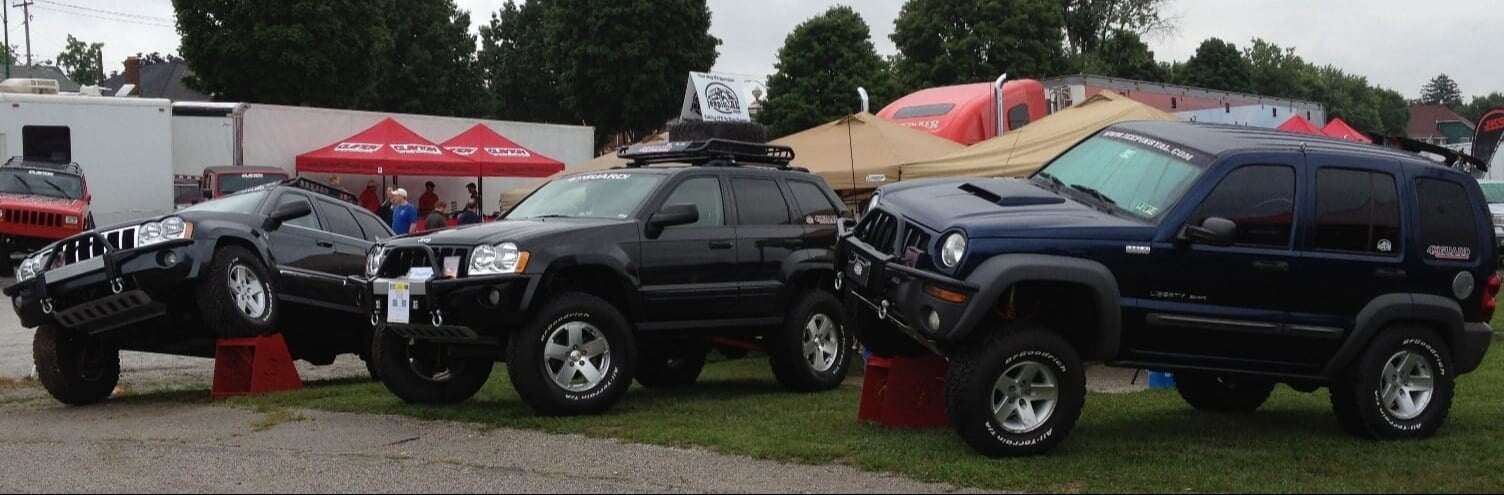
[123,56,141,87]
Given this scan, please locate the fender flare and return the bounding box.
[954,254,1122,359]
[779,248,836,297]
[537,254,639,314]
[1322,293,1465,376]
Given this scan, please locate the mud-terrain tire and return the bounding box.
[33,324,119,406]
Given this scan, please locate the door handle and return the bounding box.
[316,240,335,248]
[1375,267,1407,279]
[1252,260,1289,273]
[709,240,734,249]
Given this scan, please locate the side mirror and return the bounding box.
[1181,217,1237,247]
[265,201,312,230]
[647,203,699,238]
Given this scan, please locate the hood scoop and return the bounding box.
[958,181,1067,207]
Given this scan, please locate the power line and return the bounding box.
[30,5,174,29]
[33,0,171,22]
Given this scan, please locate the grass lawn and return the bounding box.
[221,332,1504,493]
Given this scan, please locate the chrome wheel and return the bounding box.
[543,321,611,392]
[803,312,840,373]
[227,264,268,319]
[992,360,1059,434]
[1381,350,1435,420]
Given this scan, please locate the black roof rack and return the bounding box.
[245,177,358,204]
[3,156,83,175]
[618,139,796,168]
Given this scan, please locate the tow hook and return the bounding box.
[110,278,124,295]
[370,311,379,326]
[879,299,890,320]
[431,309,445,327]
[41,298,54,314]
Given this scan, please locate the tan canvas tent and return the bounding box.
[901,91,1178,180]
[498,132,669,209]
[772,112,963,193]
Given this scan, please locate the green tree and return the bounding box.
[891,0,1069,91]
[478,1,572,124]
[1073,29,1163,81]
[1419,73,1464,108]
[55,35,104,86]
[1299,64,1407,135]
[1061,0,1171,56]
[174,0,394,109]
[546,0,720,144]
[758,7,897,138]
[1,44,16,66]
[374,0,489,117]
[1177,38,1252,92]
[1460,92,1504,122]
[1242,38,1306,100]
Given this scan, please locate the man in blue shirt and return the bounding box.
[390,188,419,234]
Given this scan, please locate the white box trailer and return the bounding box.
[173,103,595,213]
[0,93,175,226]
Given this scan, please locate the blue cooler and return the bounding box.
[1148,371,1176,389]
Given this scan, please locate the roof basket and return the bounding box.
[618,139,796,168]
[246,177,358,204]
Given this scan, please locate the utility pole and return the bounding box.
[13,0,30,67]
[3,0,10,78]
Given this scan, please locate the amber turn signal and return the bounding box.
[923,284,968,303]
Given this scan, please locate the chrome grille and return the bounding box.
[51,226,138,267]
[4,209,64,227]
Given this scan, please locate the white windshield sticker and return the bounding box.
[1100,130,1199,163]
[568,173,632,181]
[26,170,55,177]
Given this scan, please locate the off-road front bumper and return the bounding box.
[837,234,980,343]
[4,236,196,334]
[368,273,539,342]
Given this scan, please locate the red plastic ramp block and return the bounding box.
[211,334,303,399]
[857,355,950,429]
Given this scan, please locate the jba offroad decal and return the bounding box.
[1426,245,1472,261]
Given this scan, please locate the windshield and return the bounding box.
[1033,132,1207,222]
[0,169,84,199]
[218,172,288,195]
[184,190,269,214]
[507,172,664,220]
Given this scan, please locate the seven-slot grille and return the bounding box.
[49,226,139,267]
[855,210,930,258]
[4,209,65,227]
[378,245,472,278]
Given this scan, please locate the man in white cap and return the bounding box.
[390,187,419,234]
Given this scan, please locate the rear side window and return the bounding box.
[353,208,393,241]
[787,180,839,219]
[1314,169,1401,255]
[732,178,791,225]
[1189,165,1296,248]
[315,200,365,239]
[1416,178,1479,261]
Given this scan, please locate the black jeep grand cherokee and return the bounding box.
[367,140,853,415]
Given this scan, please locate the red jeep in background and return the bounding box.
[0,157,92,272]
[198,166,291,200]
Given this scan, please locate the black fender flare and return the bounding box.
[1321,293,1465,376]
[778,248,836,298]
[537,253,640,314]
[192,226,274,279]
[954,254,1122,360]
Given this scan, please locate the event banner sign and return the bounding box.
[680,72,753,123]
[1474,108,1504,166]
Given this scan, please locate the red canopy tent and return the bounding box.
[296,118,478,177]
[1321,118,1373,143]
[440,125,565,178]
[1276,115,1327,137]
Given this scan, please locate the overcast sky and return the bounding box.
[5,0,1499,99]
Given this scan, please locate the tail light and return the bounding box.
[1481,272,1501,322]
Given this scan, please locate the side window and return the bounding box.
[661,176,724,227]
[1189,165,1296,248]
[732,177,791,226]
[315,200,365,239]
[1007,104,1031,130]
[788,180,839,219]
[1314,168,1401,255]
[1416,178,1478,261]
[273,193,320,230]
[353,209,393,241]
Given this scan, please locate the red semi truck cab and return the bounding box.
[877,79,1049,145]
[0,157,92,258]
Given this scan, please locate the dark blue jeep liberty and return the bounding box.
[839,121,1498,457]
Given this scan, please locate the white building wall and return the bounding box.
[172,114,238,175]
[1176,105,1328,128]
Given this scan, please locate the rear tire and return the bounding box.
[768,290,851,392]
[33,325,119,406]
[197,246,278,338]
[1330,325,1455,439]
[1174,373,1276,412]
[373,326,492,405]
[845,293,931,358]
[635,342,709,389]
[946,325,1085,457]
[507,293,636,416]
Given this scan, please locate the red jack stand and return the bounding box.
[858,355,951,429]
[211,334,303,399]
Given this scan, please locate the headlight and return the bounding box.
[865,193,880,214]
[65,216,80,226]
[16,253,44,282]
[469,242,528,276]
[366,246,386,278]
[940,232,967,268]
[136,217,192,247]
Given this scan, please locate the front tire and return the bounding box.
[33,325,120,406]
[946,325,1085,457]
[507,293,636,416]
[1175,373,1276,412]
[768,290,851,392]
[373,326,492,404]
[197,246,278,338]
[1330,325,1455,439]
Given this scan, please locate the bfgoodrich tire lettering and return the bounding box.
[33,325,120,406]
[372,325,492,404]
[507,293,636,416]
[1330,325,1455,439]
[946,325,1085,457]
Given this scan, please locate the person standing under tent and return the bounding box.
[418,182,440,217]
[390,188,418,235]
[456,199,482,225]
[466,182,481,206]
[359,180,381,213]
[377,186,396,224]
